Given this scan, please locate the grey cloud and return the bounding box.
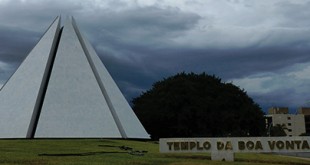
[79,6,201,46]
[275,1,310,27]
[252,87,310,111]
[0,26,39,63]
[0,0,82,27]
[93,18,310,100]
[1,0,310,110]
[78,6,202,99]
[0,3,202,101]
[121,43,310,79]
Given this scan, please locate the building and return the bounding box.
[0,16,149,139]
[298,107,310,135]
[265,107,306,136]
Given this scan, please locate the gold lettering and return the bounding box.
[238,141,245,150]
[276,141,284,150]
[190,142,196,150]
[268,141,276,150]
[294,141,301,149]
[246,141,255,150]
[180,142,189,150]
[255,141,263,150]
[197,142,203,150]
[166,138,310,153]
[167,142,173,150]
[217,141,224,150]
[225,141,233,150]
[286,141,294,150]
[203,141,211,150]
[174,142,180,150]
[302,140,310,150]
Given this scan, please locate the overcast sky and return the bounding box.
[1,0,310,112]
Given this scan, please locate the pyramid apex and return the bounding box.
[0,17,150,139]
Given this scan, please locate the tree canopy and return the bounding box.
[132,72,266,139]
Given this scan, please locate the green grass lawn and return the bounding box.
[0,139,309,165]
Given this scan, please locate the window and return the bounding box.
[288,129,292,132]
[287,117,291,120]
[288,123,292,126]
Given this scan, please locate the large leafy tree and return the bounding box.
[132,72,266,139]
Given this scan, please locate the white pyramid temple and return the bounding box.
[0,16,149,139]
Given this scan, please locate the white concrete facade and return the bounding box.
[0,17,60,138]
[160,137,310,161]
[266,114,306,136]
[0,16,149,139]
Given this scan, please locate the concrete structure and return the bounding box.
[265,107,306,136]
[268,107,289,114]
[160,137,310,161]
[0,16,149,139]
[298,107,310,135]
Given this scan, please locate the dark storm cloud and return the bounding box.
[0,0,84,69]
[0,2,202,100]
[0,24,40,85]
[0,26,39,63]
[0,0,82,28]
[1,0,310,110]
[78,6,201,51]
[252,85,310,112]
[72,6,203,99]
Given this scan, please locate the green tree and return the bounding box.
[133,72,266,139]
